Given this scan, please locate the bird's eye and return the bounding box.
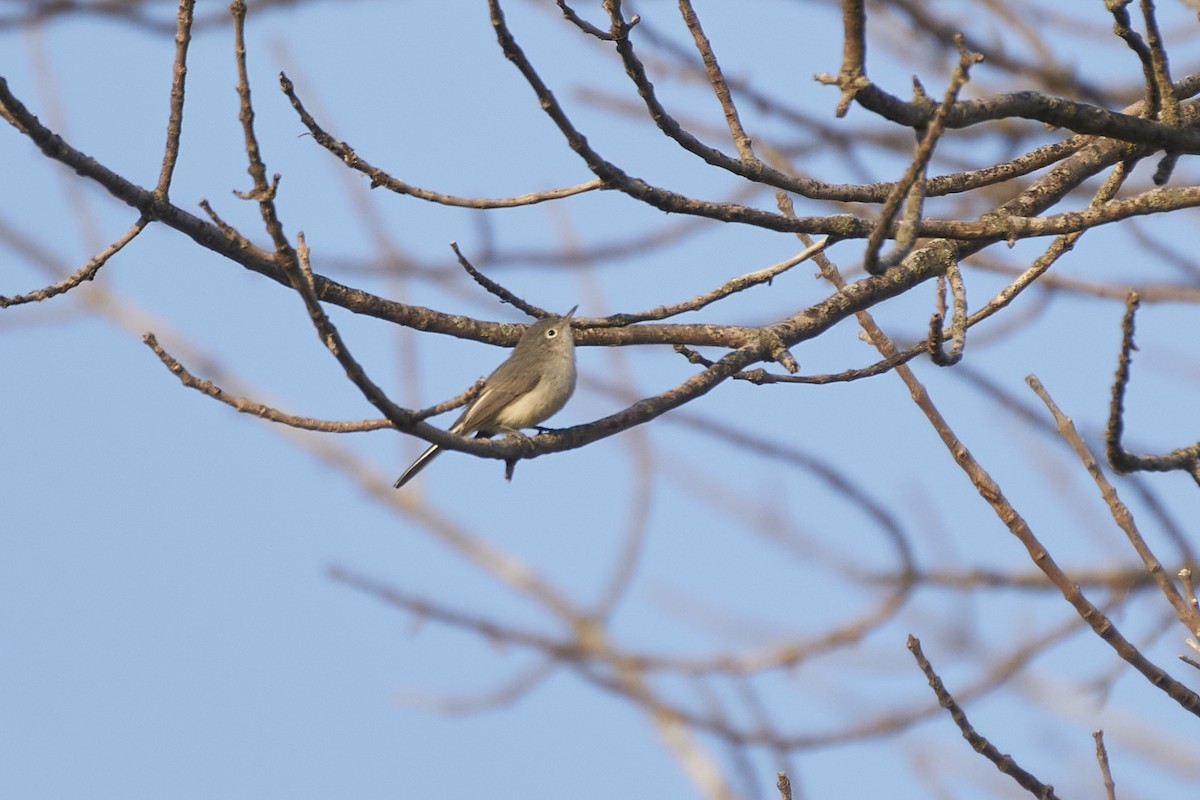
[546,328,557,338]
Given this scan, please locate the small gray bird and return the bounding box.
[394,306,578,488]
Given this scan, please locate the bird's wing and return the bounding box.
[454,363,541,435]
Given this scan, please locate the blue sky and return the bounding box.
[3,2,1200,799]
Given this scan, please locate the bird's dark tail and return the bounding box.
[393,443,442,488]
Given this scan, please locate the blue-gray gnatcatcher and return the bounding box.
[394,306,578,488]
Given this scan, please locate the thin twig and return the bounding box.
[1106,292,1200,484]
[230,0,289,254]
[142,332,478,432]
[450,241,544,317]
[1180,568,1198,612]
[329,564,582,657]
[928,258,967,366]
[865,37,983,274]
[279,72,604,208]
[154,0,195,197]
[0,215,148,307]
[593,237,832,326]
[198,197,257,250]
[1093,730,1117,800]
[1108,0,1180,183]
[397,661,559,716]
[830,0,868,117]
[677,0,754,158]
[1028,374,1200,637]
[555,0,615,40]
[1108,1,1163,118]
[1139,0,1180,125]
[908,636,1063,800]
[291,232,417,430]
[775,772,791,800]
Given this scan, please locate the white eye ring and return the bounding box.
[546,329,557,338]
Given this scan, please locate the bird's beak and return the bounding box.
[563,305,578,323]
